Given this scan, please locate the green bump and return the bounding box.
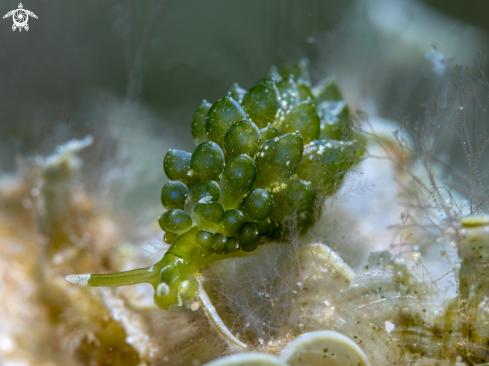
[267,220,279,237]
[296,140,358,194]
[277,77,299,110]
[241,79,280,129]
[276,102,320,144]
[226,236,240,253]
[192,201,225,233]
[278,60,310,84]
[255,219,271,235]
[219,154,256,210]
[178,278,200,301]
[196,230,214,249]
[266,65,281,81]
[254,132,304,188]
[205,96,247,148]
[313,77,343,103]
[192,100,212,146]
[221,209,246,236]
[164,149,191,185]
[312,78,354,141]
[200,248,213,257]
[189,141,224,185]
[161,181,189,210]
[241,189,274,222]
[184,180,220,215]
[238,223,259,252]
[213,233,228,254]
[269,179,313,221]
[228,83,246,104]
[164,232,178,244]
[298,83,314,102]
[317,101,351,141]
[259,124,281,142]
[156,282,170,296]
[223,120,261,161]
[158,209,193,234]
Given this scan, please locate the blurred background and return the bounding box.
[1,0,488,222]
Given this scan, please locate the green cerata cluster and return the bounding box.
[66,61,363,310]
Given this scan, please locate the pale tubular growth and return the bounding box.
[42,135,94,170]
[201,330,371,366]
[299,243,356,284]
[38,135,94,255]
[203,353,287,366]
[196,275,248,350]
[280,330,371,366]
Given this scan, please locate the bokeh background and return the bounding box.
[1,0,488,222]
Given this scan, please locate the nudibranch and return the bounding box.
[66,61,362,313]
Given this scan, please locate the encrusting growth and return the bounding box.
[66,61,362,311]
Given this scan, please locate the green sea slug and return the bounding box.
[66,62,362,311]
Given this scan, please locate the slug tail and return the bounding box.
[66,266,158,287]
